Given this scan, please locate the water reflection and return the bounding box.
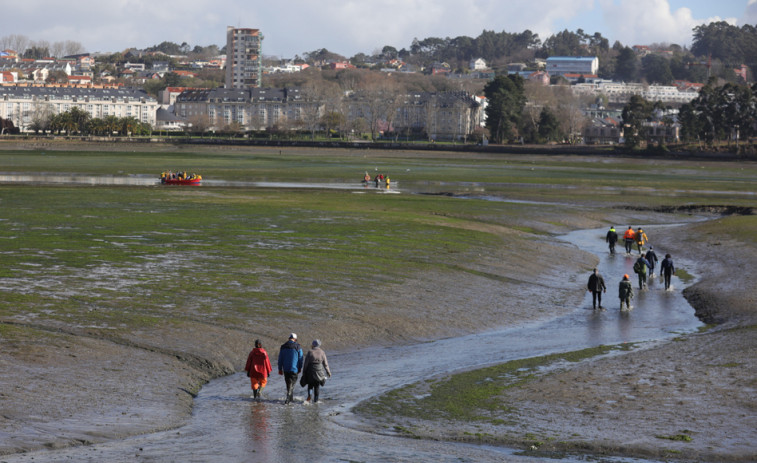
[246,402,273,460]
[0,173,157,186]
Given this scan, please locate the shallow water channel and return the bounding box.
[4,220,702,463]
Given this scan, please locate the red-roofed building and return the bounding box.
[632,45,650,56]
[173,70,198,78]
[673,80,705,92]
[0,71,15,83]
[68,75,92,85]
[430,62,451,75]
[0,49,19,62]
[329,62,355,70]
[527,71,550,86]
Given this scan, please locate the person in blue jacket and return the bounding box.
[278,333,304,404]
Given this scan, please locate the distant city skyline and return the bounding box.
[1,0,753,58]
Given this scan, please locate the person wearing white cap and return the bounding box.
[278,333,303,404]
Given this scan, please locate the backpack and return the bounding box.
[633,260,642,274]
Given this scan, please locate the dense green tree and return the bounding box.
[621,95,653,148]
[303,48,347,64]
[615,47,639,82]
[692,22,748,63]
[22,45,50,59]
[540,29,584,57]
[538,29,609,58]
[642,54,674,84]
[380,46,398,60]
[45,70,69,84]
[677,103,702,143]
[538,106,562,142]
[484,74,526,143]
[678,80,757,145]
[146,41,184,55]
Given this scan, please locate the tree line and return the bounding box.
[619,79,757,148]
[325,25,752,85]
[483,74,591,145]
[29,107,152,136]
[0,34,84,59]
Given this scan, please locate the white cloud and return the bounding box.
[0,0,748,57]
[256,0,595,56]
[600,0,739,46]
[741,0,757,25]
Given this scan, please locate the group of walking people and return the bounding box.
[590,225,678,311]
[244,333,331,404]
[605,225,649,255]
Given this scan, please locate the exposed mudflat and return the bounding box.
[0,214,596,456]
[0,145,754,461]
[365,219,757,462]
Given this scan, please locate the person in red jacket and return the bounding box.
[245,339,273,400]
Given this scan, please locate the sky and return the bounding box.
[1,0,754,58]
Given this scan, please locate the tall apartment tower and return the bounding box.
[225,27,263,89]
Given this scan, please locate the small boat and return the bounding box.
[160,171,202,185]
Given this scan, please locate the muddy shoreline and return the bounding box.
[363,217,757,462]
[3,213,754,461]
[0,143,753,460]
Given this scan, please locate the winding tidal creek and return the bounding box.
[3,223,702,463]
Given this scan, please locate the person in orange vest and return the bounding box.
[623,226,636,255]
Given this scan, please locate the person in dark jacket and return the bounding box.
[605,226,618,254]
[645,246,659,277]
[660,253,676,290]
[300,339,331,403]
[245,339,272,400]
[587,268,607,310]
[634,254,651,289]
[619,274,634,311]
[278,333,303,404]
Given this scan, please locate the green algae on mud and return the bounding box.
[0,146,755,459]
[0,184,512,331]
[354,344,634,424]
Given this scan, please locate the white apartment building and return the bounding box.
[225,27,263,89]
[572,82,699,104]
[0,86,158,132]
[546,56,599,76]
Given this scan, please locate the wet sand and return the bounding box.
[0,142,754,460]
[501,219,757,461]
[3,212,755,462]
[0,215,597,456]
[371,218,757,461]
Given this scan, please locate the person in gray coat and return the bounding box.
[301,339,331,403]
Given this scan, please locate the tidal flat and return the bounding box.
[0,143,755,461]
